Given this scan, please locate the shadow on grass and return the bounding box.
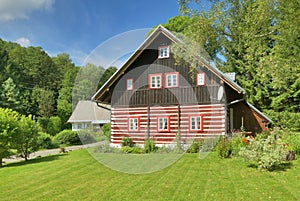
[3,153,67,168]
[247,161,294,172]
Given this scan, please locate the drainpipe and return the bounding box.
[96,102,111,111]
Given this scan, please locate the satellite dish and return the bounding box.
[217,86,224,101]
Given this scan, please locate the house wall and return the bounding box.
[229,101,268,134]
[111,104,225,144]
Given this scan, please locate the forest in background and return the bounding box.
[0,0,299,132]
[0,39,117,131]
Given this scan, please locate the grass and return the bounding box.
[0,149,299,201]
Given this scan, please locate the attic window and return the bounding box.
[127,79,134,90]
[196,73,206,86]
[158,46,169,59]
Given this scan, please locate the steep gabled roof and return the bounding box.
[67,100,110,124]
[92,25,245,102]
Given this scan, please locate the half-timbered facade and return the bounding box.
[92,25,271,145]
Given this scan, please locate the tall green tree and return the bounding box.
[73,63,105,105]
[0,108,19,167]
[14,115,40,161]
[178,0,279,110]
[97,66,117,90]
[262,0,300,112]
[0,77,20,111]
[57,66,79,128]
[32,87,55,118]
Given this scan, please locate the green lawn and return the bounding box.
[0,150,299,201]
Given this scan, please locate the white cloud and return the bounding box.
[16,37,31,47]
[0,0,54,21]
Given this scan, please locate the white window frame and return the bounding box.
[158,46,170,59]
[127,79,134,90]
[189,116,203,131]
[157,116,170,132]
[165,72,179,88]
[196,73,206,86]
[149,74,162,89]
[129,117,139,131]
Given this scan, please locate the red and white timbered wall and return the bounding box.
[110,104,226,145]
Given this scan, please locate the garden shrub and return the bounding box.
[121,137,133,147]
[230,133,249,157]
[144,139,157,153]
[280,129,300,155]
[37,132,55,149]
[47,116,62,136]
[215,137,232,158]
[187,139,203,153]
[53,130,81,146]
[239,133,287,171]
[101,123,111,139]
[121,146,143,154]
[37,117,49,133]
[78,130,97,144]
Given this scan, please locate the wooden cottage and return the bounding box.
[91,25,271,145]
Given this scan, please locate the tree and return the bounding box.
[14,115,40,161]
[0,108,19,167]
[97,66,117,90]
[0,77,20,111]
[73,63,105,105]
[47,116,62,136]
[262,0,300,112]
[32,87,55,118]
[57,66,79,129]
[178,0,281,110]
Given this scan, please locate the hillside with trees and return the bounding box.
[0,39,117,131]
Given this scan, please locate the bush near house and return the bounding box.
[239,132,287,171]
[53,130,82,146]
[47,116,62,136]
[37,132,57,149]
[101,123,111,139]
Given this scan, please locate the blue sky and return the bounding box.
[0,0,183,66]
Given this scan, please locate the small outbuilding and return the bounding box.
[67,100,110,131]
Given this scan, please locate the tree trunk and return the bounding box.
[0,157,2,167]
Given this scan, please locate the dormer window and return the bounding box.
[158,46,169,59]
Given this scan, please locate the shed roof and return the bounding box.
[92,25,245,102]
[67,100,110,124]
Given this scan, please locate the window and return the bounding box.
[189,116,203,131]
[157,116,170,132]
[149,74,162,89]
[129,117,140,131]
[196,73,206,86]
[158,46,169,59]
[127,79,133,90]
[165,72,179,88]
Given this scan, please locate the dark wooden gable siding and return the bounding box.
[111,32,225,107]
